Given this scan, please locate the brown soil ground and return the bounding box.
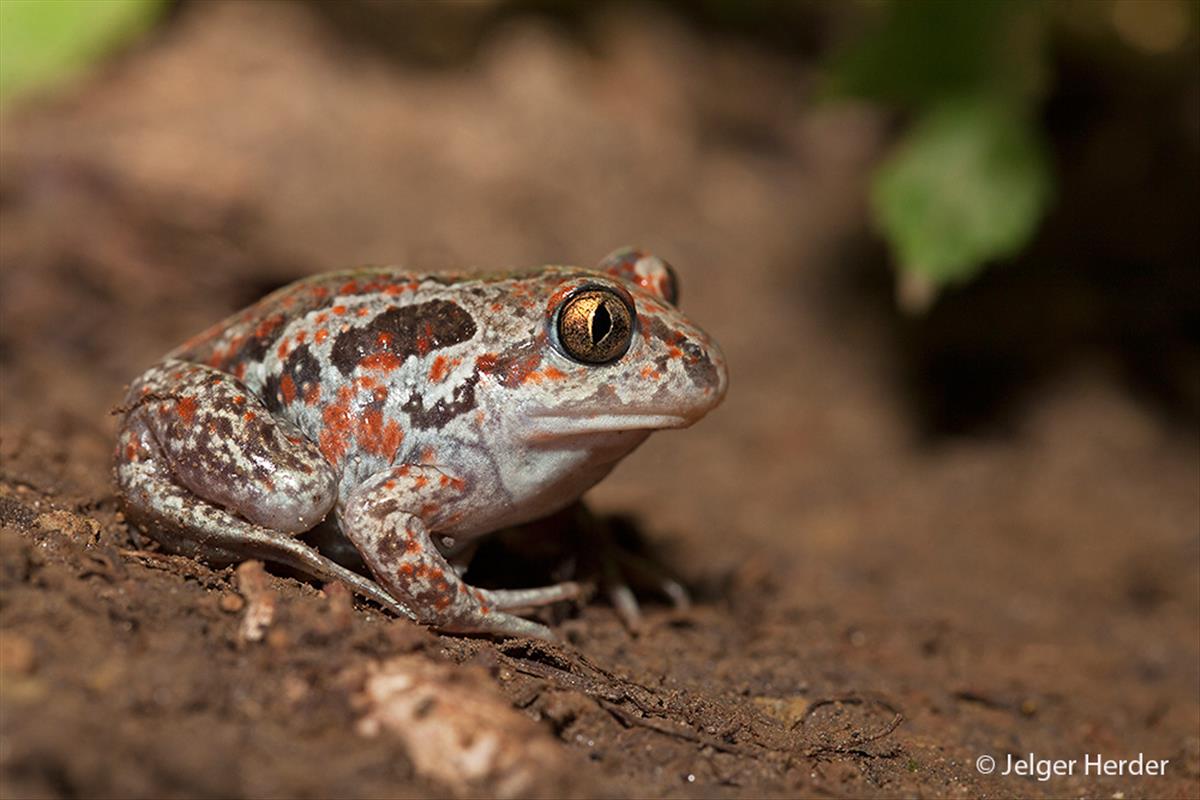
[1,3,1197,798]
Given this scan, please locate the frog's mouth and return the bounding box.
[525,411,690,437]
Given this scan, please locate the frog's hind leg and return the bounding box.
[117,359,337,534]
[114,360,416,620]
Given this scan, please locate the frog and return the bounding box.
[113,248,727,639]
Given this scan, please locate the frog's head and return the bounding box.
[480,249,727,446]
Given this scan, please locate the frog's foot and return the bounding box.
[584,512,690,632]
[343,467,582,640]
[113,360,415,618]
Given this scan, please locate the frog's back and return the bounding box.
[171,269,482,375]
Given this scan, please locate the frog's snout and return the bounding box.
[678,335,728,422]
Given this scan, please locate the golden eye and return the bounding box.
[556,288,634,364]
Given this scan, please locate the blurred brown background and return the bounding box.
[1,2,1197,798]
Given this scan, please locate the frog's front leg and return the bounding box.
[114,359,415,619]
[342,467,582,639]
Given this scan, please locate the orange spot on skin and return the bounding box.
[124,441,139,461]
[296,331,307,344]
[314,328,329,345]
[233,395,246,406]
[640,365,660,380]
[303,382,321,405]
[399,563,415,576]
[254,315,284,340]
[319,386,354,464]
[490,302,504,312]
[428,355,450,383]
[332,305,347,316]
[176,396,197,424]
[356,306,371,317]
[542,366,566,380]
[244,411,256,423]
[315,312,329,324]
[355,408,404,460]
[384,480,396,490]
[413,476,429,490]
[418,446,436,464]
[280,374,297,404]
[405,538,421,554]
[361,352,402,372]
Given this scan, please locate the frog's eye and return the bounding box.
[556,287,634,364]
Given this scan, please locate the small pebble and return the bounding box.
[219,593,245,613]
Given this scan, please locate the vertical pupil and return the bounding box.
[590,301,612,344]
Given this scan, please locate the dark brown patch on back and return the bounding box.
[330,300,476,377]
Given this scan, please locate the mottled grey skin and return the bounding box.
[114,249,727,638]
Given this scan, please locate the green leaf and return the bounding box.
[0,0,164,103]
[871,98,1053,306]
[823,0,1045,107]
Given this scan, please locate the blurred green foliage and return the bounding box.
[872,99,1052,289]
[0,0,164,103]
[827,0,1054,311]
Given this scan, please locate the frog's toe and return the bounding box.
[452,612,556,641]
[597,530,691,631]
[485,581,583,610]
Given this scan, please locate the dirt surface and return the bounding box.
[1,3,1198,798]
